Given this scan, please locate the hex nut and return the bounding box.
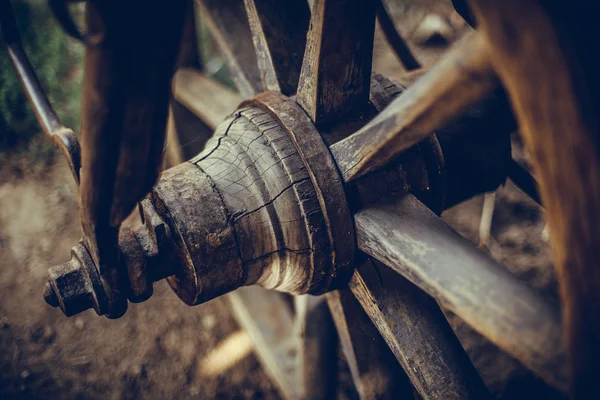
[47,259,96,317]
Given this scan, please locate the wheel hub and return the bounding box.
[44,76,512,318]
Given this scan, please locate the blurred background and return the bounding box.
[0,1,562,399]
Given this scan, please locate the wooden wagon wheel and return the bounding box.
[3,0,600,398]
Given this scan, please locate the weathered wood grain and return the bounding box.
[354,193,567,391]
[197,0,265,97]
[350,260,491,399]
[330,31,498,182]
[173,104,342,296]
[296,0,377,125]
[327,289,415,399]
[469,1,600,397]
[244,0,310,95]
[243,92,355,293]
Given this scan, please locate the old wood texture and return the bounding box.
[79,1,186,317]
[354,193,567,391]
[469,1,600,397]
[244,0,310,95]
[327,289,415,399]
[330,31,498,182]
[242,92,355,290]
[376,0,421,71]
[296,0,377,125]
[197,0,265,97]
[157,99,347,299]
[350,259,491,399]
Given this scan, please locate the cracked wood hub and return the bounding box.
[152,92,354,304]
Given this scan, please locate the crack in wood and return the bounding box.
[231,178,310,223]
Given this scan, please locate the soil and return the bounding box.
[0,2,567,399]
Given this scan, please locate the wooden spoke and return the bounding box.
[229,287,302,399]
[330,31,498,182]
[172,68,243,131]
[168,0,211,160]
[197,0,265,97]
[355,193,567,391]
[244,0,310,95]
[79,1,187,317]
[469,2,600,397]
[351,260,491,399]
[230,288,336,399]
[376,0,421,71]
[296,0,377,125]
[296,296,338,399]
[327,289,414,399]
[178,0,201,70]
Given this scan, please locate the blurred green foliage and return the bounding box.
[0,0,83,154]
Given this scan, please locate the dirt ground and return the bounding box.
[0,2,566,399]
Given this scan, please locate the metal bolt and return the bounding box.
[44,243,107,317]
[43,199,176,318]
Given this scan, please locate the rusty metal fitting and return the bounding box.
[44,198,176,317]
[44,241,108,316]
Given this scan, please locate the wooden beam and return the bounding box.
[197,0,265,97]
[296,0,377,125]
[354,193,567,391]
[330,31,498,182]
[172,68,243,131]
[350,260,491,399]
[327,289,415,399]
[244,0,310,95]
